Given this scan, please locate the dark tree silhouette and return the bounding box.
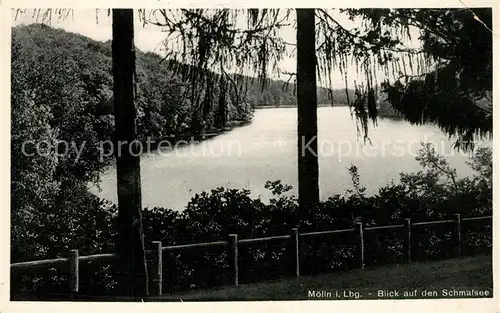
[377,8,493,149]
[111,9,148,297]
[296,9,320,225]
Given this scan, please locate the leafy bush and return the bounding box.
[11,144,492,299]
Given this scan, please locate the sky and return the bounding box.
[12,9,421,89]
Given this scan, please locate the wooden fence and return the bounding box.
[10,214,492,297]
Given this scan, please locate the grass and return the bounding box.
[153,255,493,301]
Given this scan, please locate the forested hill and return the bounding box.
[12,23,253,142]
[12,24,353,117]
[11,23,355,193]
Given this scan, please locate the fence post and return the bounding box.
[228,234,238,286]
[290,228,300,277]
[454,214,462,258]
[151,241,163,296]
[356,222,365,269]
[404,218,412,263]
[69,249,79,295]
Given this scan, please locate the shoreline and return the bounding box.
[91,118,253,196]
[140,119,252,151]
[96,119,253,171]
[256,105,405,121]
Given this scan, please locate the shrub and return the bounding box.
[11,145,492,298]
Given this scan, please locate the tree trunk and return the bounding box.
[296,9,320,228]
[112,9,149,298]
[217,76,228,128]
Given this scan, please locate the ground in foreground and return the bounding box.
[153,255,492,301]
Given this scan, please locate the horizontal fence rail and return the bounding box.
[462,216,492,222]
[161,240,227,251]
[79,253,120,262]
[239,235,290,244]
[365,224,405,231]
[11,258,68,270]
[11,214,492,296]
[300,228,355,237]
[412,219,455,227]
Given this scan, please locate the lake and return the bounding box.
[94,107,483,210]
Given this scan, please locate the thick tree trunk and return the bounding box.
[296,9,320,228]
[112,9,149,298]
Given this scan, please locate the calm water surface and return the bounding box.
[94,107,482,210]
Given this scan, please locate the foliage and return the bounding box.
[12,24,257,140]
[11,145,492,298]
[316,8,493,147]
[11,34,61,261]
[10,22,259,266]
[14,9,492,145]
[373,8,493,148]
[10,9,493,299]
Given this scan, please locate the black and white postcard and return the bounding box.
[1,1,498,313]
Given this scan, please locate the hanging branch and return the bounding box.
[14,8,491,147]
[137,9,291,132]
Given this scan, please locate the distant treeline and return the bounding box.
[247,80,356,107]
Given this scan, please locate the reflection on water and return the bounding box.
[94,107,482,210]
